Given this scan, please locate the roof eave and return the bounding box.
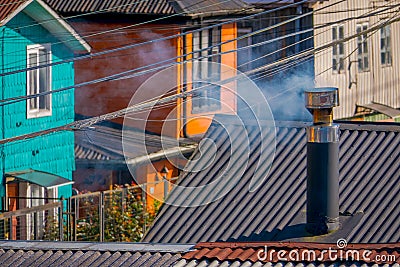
[3,0,91,54]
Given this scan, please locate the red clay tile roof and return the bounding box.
[183,242,400,264]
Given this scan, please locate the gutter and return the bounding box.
[125,144,197,166]
[76,144,198,169]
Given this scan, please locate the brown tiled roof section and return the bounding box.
[183,242,400,264]
[0,0,27,24]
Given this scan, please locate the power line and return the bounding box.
[248,0,399,78]
[0,0,240,68]
[0,0,343,106]
[0,0,309,78]
[1,1,396,143]
[315,1,400,77]
[0,8,393,144]
[247,11,400,77]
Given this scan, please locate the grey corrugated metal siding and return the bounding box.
[144,115,400,243]
[313,0,400,119]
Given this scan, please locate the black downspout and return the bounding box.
[182,34,188,138]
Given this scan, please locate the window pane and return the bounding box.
[39,49,49,110]
[339,43,344,55]
[339,26,344,39]
[28,53,38,110]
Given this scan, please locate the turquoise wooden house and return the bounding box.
[0,0,90,215]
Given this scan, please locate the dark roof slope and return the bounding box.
[171,0,251,16]
[44,0,175,15]
[0,242,189,267]
[44,0,252,16]
[0,241,398,266]
[144,115,400,243]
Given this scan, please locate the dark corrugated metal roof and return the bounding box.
[0,242,189,267]
[171,0,251,16]
[97,0,175,15]
[44,0,175,14]
[45,0,99,13]
[44,0,252,16]
[144,115,400,243]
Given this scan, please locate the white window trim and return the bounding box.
[26,44,52,119]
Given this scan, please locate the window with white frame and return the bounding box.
[356,23,369,72]
[380,24,392,66]
[190,27,221,113]
[27,44,52,118]
[332,25,345,72]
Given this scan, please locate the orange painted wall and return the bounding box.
[183,23,238,137]
[141,159,181,211]
[70,20,180,137]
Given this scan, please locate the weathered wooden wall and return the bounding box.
[313,0,400,119]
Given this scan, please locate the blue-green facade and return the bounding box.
[0,11,75,205]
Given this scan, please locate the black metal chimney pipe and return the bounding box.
[305,87,340,235]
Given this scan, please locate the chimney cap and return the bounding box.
[305,87,338,109]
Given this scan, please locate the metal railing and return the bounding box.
[0,178,177,242]
[0,202,64,241]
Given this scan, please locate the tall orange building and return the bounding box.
[45,0,255,204]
